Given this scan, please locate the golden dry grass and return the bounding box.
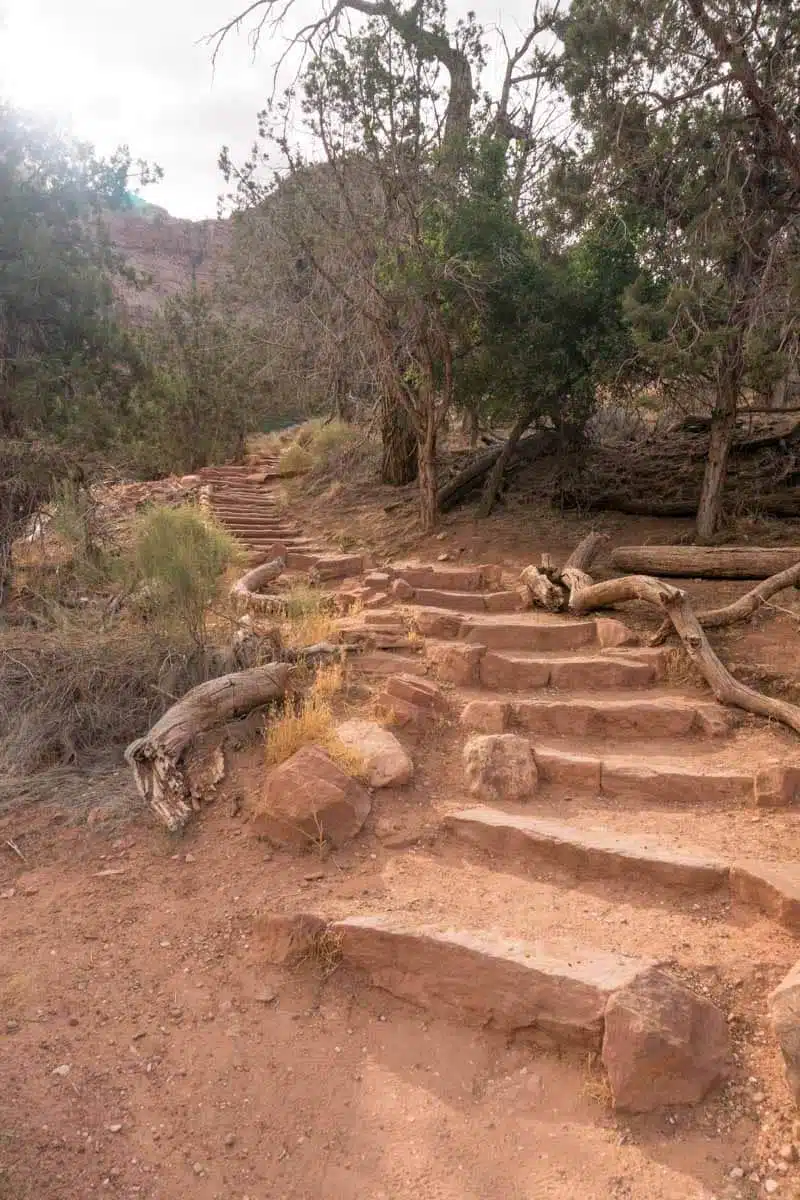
[278,582,338,649]
[264,662,366,778]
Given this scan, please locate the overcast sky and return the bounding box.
[0,0,535,220]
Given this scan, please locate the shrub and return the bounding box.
[129,505,241,644]
[279,442,314,475]
[0,629,192,774]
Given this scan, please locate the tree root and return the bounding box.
[520,540,800,738]
[650,560,800,644]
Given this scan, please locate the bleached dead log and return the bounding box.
[611,545,800,579]
[125,663,292,831]
[230,556,285,612]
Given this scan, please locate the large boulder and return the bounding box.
[602,967,730,1112]
[254,745,371,849]
[769,960,800,1102]
[463,734,537,803]
[335,719,413,788]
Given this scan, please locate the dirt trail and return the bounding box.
[3,466,800,1199]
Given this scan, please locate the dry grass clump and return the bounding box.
[0,628,226,775]
[264,660,365,778]
[278,581,338,648]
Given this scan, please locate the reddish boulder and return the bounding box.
[255,745,371,849]
[602,967,730,1111]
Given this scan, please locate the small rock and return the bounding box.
[224,1132,236,1148]
[0,888,15,900]
[779,1145,796,1163]
[107,1124,123,1134]
[463,734,537,803]
[753,1092,766,1103]
[436,552,450,562]
[184,853,195,863]
[730,1167,744,1180]
[304,870,325,882]
[52,1065,71,1077]
[764,1181,779,1195]
[6,1019,19,1033]
[255,987,277,1004]
[435,532,447,541]
[192,1162,204,1176]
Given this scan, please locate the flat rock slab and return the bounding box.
[479,651,655,692]
[333,915,650,1047]
[459,615,599,652]
[535,748,756,806]
[512,696,731,739]
[731,861,800,932]
[449,807,728,892]
[413,588,488,612]
[395,564,502,592]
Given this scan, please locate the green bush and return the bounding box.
[129,506,240,644]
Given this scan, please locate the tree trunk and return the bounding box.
[380,394,418,485]
[610,545,800,579]
[125,662,292,831]
[417,412,438,533]
[478,408,535,518]
[696,371,739,542]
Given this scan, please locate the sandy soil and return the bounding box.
[3,479,800,1200]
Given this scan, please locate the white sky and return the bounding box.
[0,0,534,219]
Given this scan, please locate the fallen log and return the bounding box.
[125,663,292,831]
[650,560,800,644]
[611,545,800,580]
[230,556,285,610]
[437,430,559,513]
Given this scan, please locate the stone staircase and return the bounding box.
[195,465,800,1124]
[320,558,800,1119]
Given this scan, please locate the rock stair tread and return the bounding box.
[449,807,800,932]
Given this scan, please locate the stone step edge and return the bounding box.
[457,694,733,739]
[447,806,800,931]
[257,911,729,1113]
[484,742,797,810]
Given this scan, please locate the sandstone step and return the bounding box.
[448,807,728,892]
[333,914,648,1046]
[479,650,658,692]
[510,695,730,739]
[352,651,428,677]
[458,614,603,652]
[393,564,503,592]
[260,910,730,1112]
[409,587,523,613]
[730,861,800,932]
[534,746,756,806]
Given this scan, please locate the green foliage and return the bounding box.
[0,103,158,445]
[127,286,266,475]
[129,506,240,644]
